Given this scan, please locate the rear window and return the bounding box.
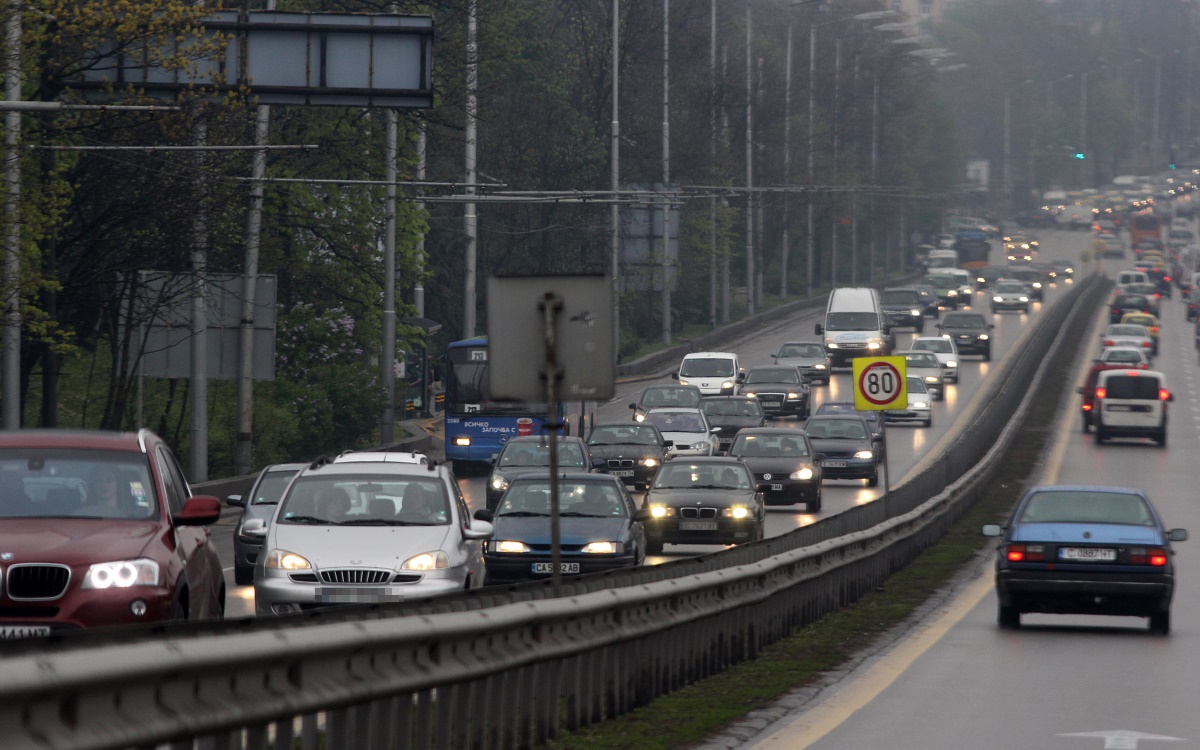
[1103,375,1161,400]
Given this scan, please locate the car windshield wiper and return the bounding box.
[498,510,550,517]
[338,518,423,526]
[284,515,328,524]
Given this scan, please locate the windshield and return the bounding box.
[1107,325,1147,337]
[497,481,627,518]
[446,346,548,416]
[903,352,940,368]
[646,411,706,434]
[588,425,662,446]
[803,419,868,440]
[745,368,800,385]
[995,282,1025,293]
[881,291,919,305]
[907,377,929,394]
[653,462,751,490]
[1018,491,1154,526]
[251,469,301,505]
[1102,350,1144,364]
[730,434,810,458]
[639,386,702,409]
[278,476,450,526]
[0,450,158,520]
[679,357,735,378]
[498,442,587,468]
[927,256,957,268]
[912,339,952,354]
[777,343,824,359]
[825,312,880,331]
[700,399,763,418]
[942,314,986,329]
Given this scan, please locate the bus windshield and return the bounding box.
[445,345,546,415]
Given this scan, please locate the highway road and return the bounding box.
[742,244,1200,750]
[215,228,1092,619]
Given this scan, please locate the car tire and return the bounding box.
[170,591,188,622]
[982,349,991,362]
[1081,415,1090,433]
[998,604,1020,629]
[216,581,226,620]
[867,472,879,488]
[923,416,932,428]
[1094,427,1107,445]
[808,489,822,513]
[1149,610,1171,635]
[234,564,254,587]
[645,538,664,555]
[1156,428,1167,447]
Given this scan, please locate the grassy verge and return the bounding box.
[543,314,1078,750]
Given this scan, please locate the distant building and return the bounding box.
[887,0,948,20]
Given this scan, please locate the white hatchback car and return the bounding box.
[910,336,960,383]
[644,407,719,457]
[1092,369,1172,446]
[884,376,933,427]
[895,349,945,401]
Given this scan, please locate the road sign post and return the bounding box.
[851,356,907,494]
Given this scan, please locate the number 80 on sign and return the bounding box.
[852,357,907,411]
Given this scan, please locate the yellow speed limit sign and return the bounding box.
[852,356,907,411]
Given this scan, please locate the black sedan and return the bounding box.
[812,401,886,460]
[983,485,1187,634]
[937,312,994,360]
[486,436,591,510]
[727,427,822,511]
[802,414,880,487]
[738,365,810,419]
[1109,293,1154,323]
[700,395,765,454]
[477,473,645,584]
[639,457,765,554]
[629,384,703,422]
[585,422,670,486]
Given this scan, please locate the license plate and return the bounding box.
[1106,404,1150,413]
[823,460,848,468]
[762,400,782,407]
[769,483,783,491]
[679,520,718,531]
[533,562,580,574]
[0,625,50,639]
[1058,547,1117,562]
[315,587,404,603]
[611,470,634,477]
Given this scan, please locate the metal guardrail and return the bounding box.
[0,274,1108,750]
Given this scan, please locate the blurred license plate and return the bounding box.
[762,401,782,407]
[0,626,50,639]
[611,470,634,477]
[680,520,718,531]
[823,460,848,468]
[769,483,783,491]
[316,587,404,603]
[533,562,580,574]
[1059,547,1116,562]
[1105,404,1150,413]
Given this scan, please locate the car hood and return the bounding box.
[1010,523,1164,545]
[943,326,986,334]
[271,524,454,567]
[587,444,660,460]
[776,357,824,368]
[0,519,160,564]
[660,430,708,445]
[734,456,813,473]
[705,416,763,431]
[646,488,757,506]
[742,381,804,391]
[807,437,873,452]
[491,516,630,545]
[494,465,586,481]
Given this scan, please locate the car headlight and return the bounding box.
[911,309,921,316]
[583,541,623,554]
[1019,296,1029,302]
[81,559,160,589]
[813,364,826,370]
[491,540,531,553]
[723,505,751,519]
[490,475,508,491]
[854,450,874,460]
[402,551,450,570]
[912,401,929,409]
[722,381,734,390]
[993,296,1003,302]
[787,392,801,399]
[678,379,690,386]
[790,467,814,480]
[867,342,881,350]
[946,360,958,368]
[642,458,658,468]
[978,334,990,340]
[941,334,951,339]
[827,342,838,349]
[924,376,939,383]
[634,413,646,422]
[948,290,957,296]
[264,549,312,571]
[454,437,471,447]
[1032,282,1043,288]
[648,504,672,518]
[743,391,757,398]
[691,442,710,450]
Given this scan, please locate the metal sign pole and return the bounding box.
[540,292,564,597]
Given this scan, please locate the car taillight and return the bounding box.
[1165,276,1172,282]
[1082,403,1092,411]
[1142,341,1152,348]
[1151,327,1159,335]
[1160,389,1170,401]
[1103,340,1114,346]
[1006,544,1044,562]
[1095,387,1106,399]
[1129,547,1169,566]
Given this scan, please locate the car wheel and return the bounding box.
[1094,427,1107,445]
[1081,414,1090,433]
[234,564,254,587]
[982,348,991,362]
[998,604,1020,629]
[216,581,226,620]
[1156,429,1167,447]
[646,538,664,555]
[923,416,932,428]
[170,591,188,622]
[867,472,879,488]
[808,489,822,513]
[1149,610,1171,635]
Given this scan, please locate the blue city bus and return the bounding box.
[444,337,594,466]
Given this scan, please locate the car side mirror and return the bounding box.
[771,354,778,359]
[736,373,746,383]
[670,371,679,380]
[225,494,246,508]
[464,520,494,540]
[1168,392,1175,402]
[988,323,995,329]
[981,523,1003,537]
[1075,386,1084,394]
[473,508,494,522]
[662,440,673,447]
[240,518,268,537]
[1168,528,1188,542]
[633,482,649,493]
[814,324,823,335]
[176,496,222,526]
[629,403,637,410]
[634,508,652,521]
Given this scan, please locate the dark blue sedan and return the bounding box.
[983,485,1187,634]
[476,473,645,584]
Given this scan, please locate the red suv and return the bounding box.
[0,429,224,637]
[1077,362,1145,433]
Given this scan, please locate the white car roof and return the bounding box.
[333,450,429,465]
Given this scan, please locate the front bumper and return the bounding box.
[948,335,989,355]
[755,477,820,505]
[255,570,465,615]
[644,517,760,546]
[483,553,637,583]
[885,406,931,423]
[818,457,876,480]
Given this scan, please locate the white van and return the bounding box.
[1115,270,1150,293]
[673,351,743,395]
[1093,369,1172,446]
[926,249,959,270]
[814,288,893,368]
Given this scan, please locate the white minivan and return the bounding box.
[673,351,743,395]
[1093,369,1172,446]
[814,287,893,369]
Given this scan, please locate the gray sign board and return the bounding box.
[486,276,614,403]
[73,11,433,108]
[136,272,276,381]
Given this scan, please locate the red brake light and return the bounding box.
[1160,389,1170,401]
[1151,551,1169,566]
[1130,548,1170,566]
[1165,276,1171,282]
[1142,341,1151,347]
[1127,370,1140,377]
[1095,387,1107,399]
[1006,543,1044,562]
[1082,403,1093,411]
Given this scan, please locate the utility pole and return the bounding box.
[463,0,478,338]
[610,0,620,361]
[744,1,754,316]
[709,0,718,327]
[807,20,815,299]
[781,19,793,300]
[2,0,20,429]
[661,0,671,346]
